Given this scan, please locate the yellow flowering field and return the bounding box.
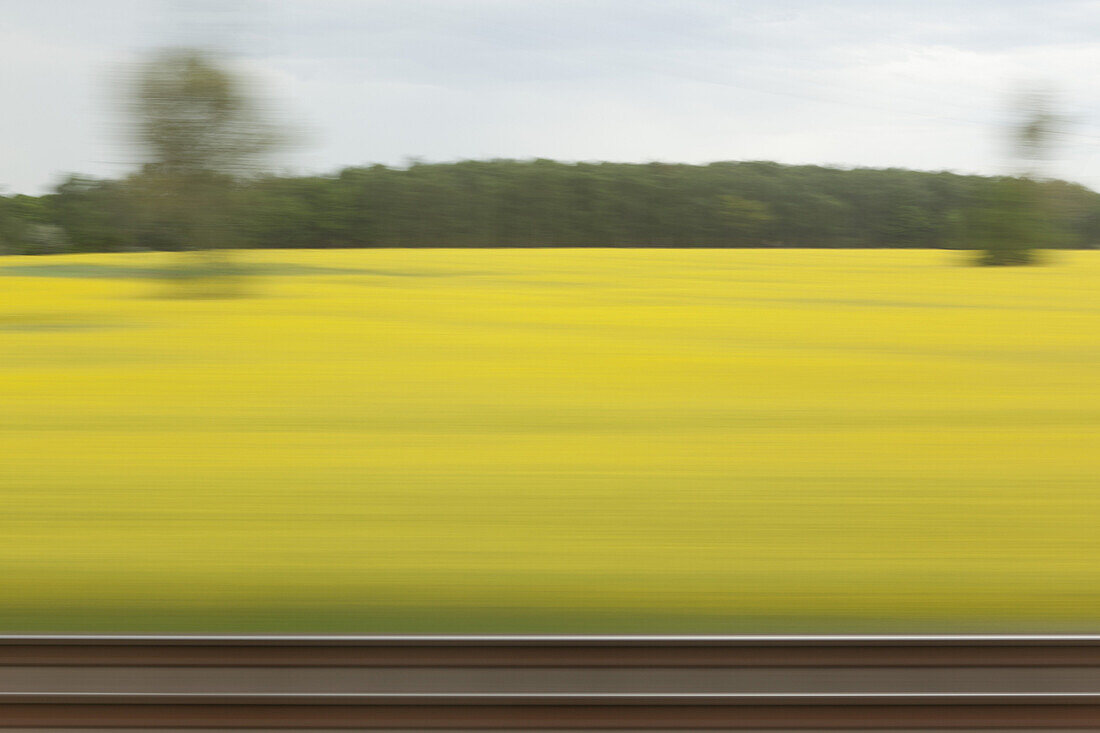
[1,248,1099,632]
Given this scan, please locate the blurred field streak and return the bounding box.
[1,248,1100,632]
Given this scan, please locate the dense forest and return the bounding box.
[2,159,1099,253]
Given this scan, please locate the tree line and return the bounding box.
[3,159,1099,254]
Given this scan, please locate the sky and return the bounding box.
[4,0,1100,194]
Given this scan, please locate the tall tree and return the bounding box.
[126,46,284,290]
[976,87,1062,266]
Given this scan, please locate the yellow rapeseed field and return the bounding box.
[1,248,1099,632]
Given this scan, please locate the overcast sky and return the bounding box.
[4,0,1100,194]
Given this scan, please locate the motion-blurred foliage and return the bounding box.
[4,161,1100,254]
[119,47,287,295]
[968,86,1066,266]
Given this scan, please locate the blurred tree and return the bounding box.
[0,194,57,254]
[971,177,1046,266]
[975,86,1063,265]
[126,46,285,291]
[1013,87,1061,178]
[47,176,136,252]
